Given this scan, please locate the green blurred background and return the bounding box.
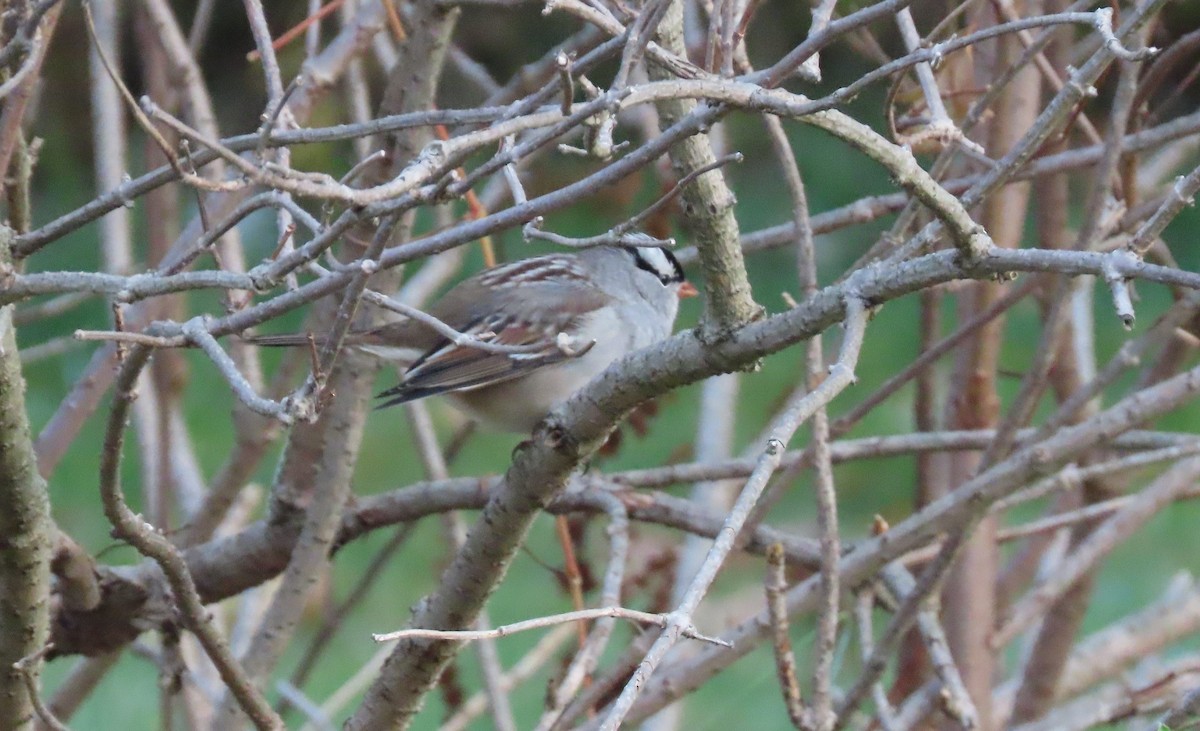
[15,0,1200,727]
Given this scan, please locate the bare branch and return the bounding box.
[0,234,54,731]
[375,606,730,646]
[767,543,810,729]
[993,456,1200,648]
[600,297,868,730]
[98,346,283,730]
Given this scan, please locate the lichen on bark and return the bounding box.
[0,225,54,730]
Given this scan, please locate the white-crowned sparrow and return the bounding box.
[253,245,697,432]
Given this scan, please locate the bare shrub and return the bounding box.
[2,0,1200,729]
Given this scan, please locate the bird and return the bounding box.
[250,245,698,432]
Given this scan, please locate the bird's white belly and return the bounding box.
[448,308,645,432]
[447,365,588,432]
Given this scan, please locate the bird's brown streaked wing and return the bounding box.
[242,317,425,353]
[243,333,316,348]
[374,319,567,408]
[375,285,611,409]
[352,318,428,349]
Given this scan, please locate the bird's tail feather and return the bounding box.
[244,334,422,368]
[242,333,319,348]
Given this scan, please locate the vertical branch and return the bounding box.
[798,0,837,81]
[768,543,811,729]
[893,8,953,132]
[538,492,630,731]
[941,3,1043,725]
[303,5,461,730]
[208,353,379,728]
[670,373,741,599]
[87,0,131,277]
[1008,32,1148,723]
[100,345,283,731]
[766,109,840,728]
[287,523,415,696]
[457,624,577,731]
[212,208,393,725]
[405,401,516,731]
[140,0,261,388]
[0,230,54,731]
[3,131,34,235]
[737,39,840,716]
[833,534,972,730]
[647,0,760,337]
[645,371,739,731]
[95,2,173,530]
[341,0,374,163]
[896,286,944,700]
[215,0,457,724]
[992,0,1081,618]
[137,0,221,153]
[767,110,840,731]
[0,2,61,187]
[880,567,977,728]
[243,0,300,291]
[853,588,900,731]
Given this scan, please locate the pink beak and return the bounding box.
[677,281,699,299]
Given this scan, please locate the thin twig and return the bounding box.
[993,456,1200,648]
[13,645,71,731]
[766,543,809,729]
[599,297,869,730]
[374,607,731,646]
[853,588,900,731]
[98,346,284,730]
[182,319,298,424]
[537,492,630,730]
[245,0,350,62]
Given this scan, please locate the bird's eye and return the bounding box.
[627,246,685,286]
